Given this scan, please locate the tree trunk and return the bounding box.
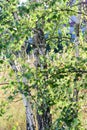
[33,28,52,130]
[9,61,36,130]
[37,106,52,130]
[73,0,82,105]
[22,94,36,130]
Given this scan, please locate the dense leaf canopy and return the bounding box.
[0,0,87,129]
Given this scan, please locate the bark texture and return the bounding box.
[33,28,52,130]
[9,54,36,130]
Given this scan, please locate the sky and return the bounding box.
[19,0,27,4]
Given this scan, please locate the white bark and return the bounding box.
[9,61,35,130]
[22,94,35,130]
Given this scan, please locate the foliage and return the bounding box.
[0,0,87,129]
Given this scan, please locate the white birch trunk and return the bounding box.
[9,60,35,130]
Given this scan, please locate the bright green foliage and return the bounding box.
[0,0,87,129]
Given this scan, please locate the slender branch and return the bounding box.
[0,82,9,86]
[48,68,87,80]
[46,36,71,41]
[13,98,22,103]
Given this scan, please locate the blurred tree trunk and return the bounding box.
[83,0,87,42]
[73,0,82,104]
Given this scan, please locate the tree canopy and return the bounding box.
[0,0,87,129]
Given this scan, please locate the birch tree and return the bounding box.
[0,0,87,129]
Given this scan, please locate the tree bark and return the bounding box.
[9,60,36,130]
[33,28,52,130]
